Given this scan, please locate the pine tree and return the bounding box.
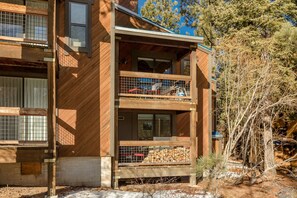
[141,0,181,33]
[181,0,297,174]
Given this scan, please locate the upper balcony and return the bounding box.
[115,28,199,111]
[119,70,192,101]
[0,0,50,62]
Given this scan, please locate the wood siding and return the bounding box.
[176,112,190,137]
[0,43,49,63]
[117,0,138,13]
[115,10,166,32]
[57,0,111,157]
[196,49,212,156]
[0,146,50,163]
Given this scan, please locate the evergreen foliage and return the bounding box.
[141,0,181,33]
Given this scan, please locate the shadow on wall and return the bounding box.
[196,59,210,156]
[56,0,111,157]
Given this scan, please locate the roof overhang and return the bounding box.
[115,26,204,44]
[198,44,212,54]
[114,3,173,33]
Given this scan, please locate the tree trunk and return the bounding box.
[263,122,276,176]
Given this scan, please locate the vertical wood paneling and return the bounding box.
[115,11,166,32]
[117,0,138,13]
[176,112,190,137]
[196,49,211,156]
[57,0,111,157]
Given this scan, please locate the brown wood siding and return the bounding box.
[117,0,138,13]
[176,112,190,137]
[115,10,166,32]
[196,49,211,156]
[0,43,49,63]
[57,0,111,157]
[0,146,49,163]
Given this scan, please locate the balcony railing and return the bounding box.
[0,107,47,144]
[119,140,191,166]
[0,2,48,44]
[119,71,191,101]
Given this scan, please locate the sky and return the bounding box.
[138,0,196,36]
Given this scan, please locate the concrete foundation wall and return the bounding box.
[57,157,105,187]
[0,163,48,186]
[0,157,112,187]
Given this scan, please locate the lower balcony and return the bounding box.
[118,140,191,166]
[115,139,195,181]
[114,109,197,184]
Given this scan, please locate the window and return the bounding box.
[137,113,172,140]
[0,76,48,141]
[67,0,91,53]
[137,57,172,74]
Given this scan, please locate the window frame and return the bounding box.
[132,50,176,74]
[66,0,92,55]
[0,76,48,109]
[137,113,172,140]
[137,57,173,74]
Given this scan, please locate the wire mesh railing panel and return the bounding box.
[0,116,19,140]
[0,115,47,141]
[0,12,23,38]
[25,14,47,41]
[119,75,191,101]
[0,11,47,42]
[119,145,191,165]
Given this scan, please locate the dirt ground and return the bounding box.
[0,174,296,198]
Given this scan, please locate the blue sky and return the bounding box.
[138,0,196,35]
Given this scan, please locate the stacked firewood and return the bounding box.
[142,147,190,163]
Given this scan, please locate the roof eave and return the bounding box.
[115,26,204,44]
[114,3,173,33]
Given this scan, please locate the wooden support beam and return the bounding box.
[119,70,191,81]
[119,140,191,147]
[47,0,56,197]
[117,34,194,49]
[0,43,50,62]
[190,110,197,185]
[0,146,49,163]
[0,107,47,116]
[0,36,47,44]
[0,2,48,16]
[119,162,191,167]
[190,51,198,185]
[113,38,119,188]
[118,98,196,111]
[116,166,194,179]
[190,51,197,103]
[118,93,192,100]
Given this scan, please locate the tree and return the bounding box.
[141,0,181,33]
[181,0,297,175]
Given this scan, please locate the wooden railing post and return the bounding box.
[47,0,56,197]
[189,50,197,185]
[190,109,197,185]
